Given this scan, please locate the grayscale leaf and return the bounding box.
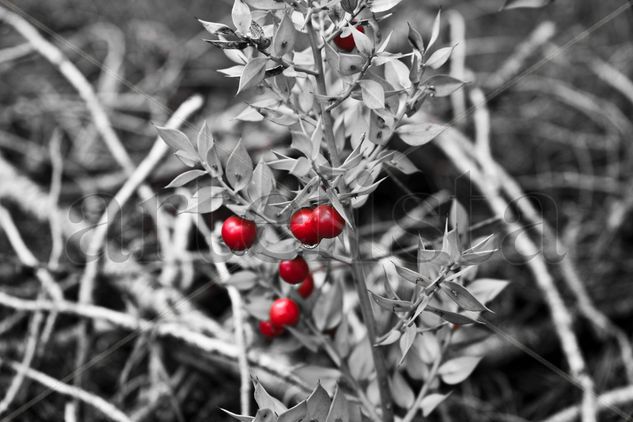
[226,139,253,191]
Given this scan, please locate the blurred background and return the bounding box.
[1,0,633,420]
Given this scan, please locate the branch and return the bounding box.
[542,385,633,422]
[0,358,134,422]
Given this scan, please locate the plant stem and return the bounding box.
[305,7,393,421]
[306,12,340,167]
[348,225,394,422]
[401,330,453,422]
[305,321,381,421]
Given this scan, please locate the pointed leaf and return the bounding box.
[390,371,414,409]
[166,169,206,188]
[428,10,442,50]
[502,0,553,9]
[157,126,196,156]
[272,12,296,56]
[425,45,455,70]
[421,393,450,417]
[370,291,414,312]
[254,380,287,415]
[467,279,509,304]
[306,384,331,422]
[238,57,267,93]
[359,79,385,110]
[326,385,350,422]
[397,122,446,146]
[312,279,343,331]
[226,139,253,191]
[232,0,252,34]
[370,0,404,13]
[248,159,275,202]
[438,356,481,385]
[441,281,491,312]
[278,401,307,422]
[399,324,417,366]
[425,74,466,97]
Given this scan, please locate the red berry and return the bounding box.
[221,215,257,251]
[333,24,364,53]
[289,208,319,246]
[269,298,301,327]
[297,274,314,298]
[313,204,345,239]
[259,320,284,338]
[279,256,310,285]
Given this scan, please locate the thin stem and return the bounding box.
[348,224,394,422]
[305,321,380,421]
[401,330,453,422]
[306,12,340,167]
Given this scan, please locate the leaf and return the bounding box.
[449,199,468,232]
[348,338,373,380]
[438,356,482,385]
[221,408,255,422]
[165,169,206,188]
[235,106,264,121]
[351,26,373,56]
[386,150,420,174]
[441,281,491,312]
[407,23,424,52]
[426,306,479,325]
[338,53,366,76]
[376,329,401,346]
[390,371,415,409]
[226,139,253,191]
[312,279,343,331]
[278,401,307,422]
[253,409,276,422]
[254,238,298,260]
[232,0,252,34]
[425,74,466,97]
[225,271,258,290]
[359,79,385,110]
[399,324,417,366]
[198,19,234,35]
[238,57,267,93]
[441,228,461,261]
[197,121,213,161]
[370,291,414,313]
[181,195,223,214]
[157,126,196,156]
[272,12,296,57]
[286,326,320,352]
[248,159,275,202]
[394,264,431,286]
[418,247,450,279]
[428,10,442,50]
[370,0,404,13]
[326,385,350,422]
[501,0,553,9]
[306,384,331,422]
[384,59,412,90]
[420,393,450,417]
[397,122,446,146]
[425,45,455,70]
[254,380,287,415]
[467,279,509,304]
[414,332,440,364]
[459,250,496,266]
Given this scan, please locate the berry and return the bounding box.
[289,208,319,245]
[221,215,257,251]
[279,256,310,285]
[313,204,345,239]
[333,24,364,53]
[269,298,301,327]
[297,274,314,298]
[259,320,284,338]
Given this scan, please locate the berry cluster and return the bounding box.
[220,204,343,339]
